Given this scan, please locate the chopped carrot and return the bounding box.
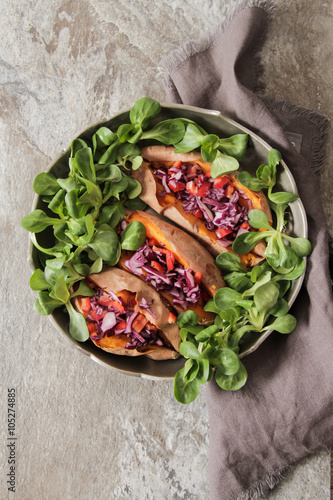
[173,160,182,169]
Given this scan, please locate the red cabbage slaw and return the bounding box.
[124,240,203,311]
[84,286,170,350]
[153,161,253,247]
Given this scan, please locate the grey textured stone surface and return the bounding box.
[0,1,331,499]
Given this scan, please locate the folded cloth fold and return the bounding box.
[163,3,333,500]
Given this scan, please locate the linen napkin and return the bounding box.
[163,3,333,499]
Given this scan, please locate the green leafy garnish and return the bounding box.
[173,148,311,404]
[21,98,310,406]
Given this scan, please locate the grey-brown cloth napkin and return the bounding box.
[163,3,333,499]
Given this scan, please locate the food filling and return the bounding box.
[153,161,253,248]
[123,238,208,311]
[78,285,172,350]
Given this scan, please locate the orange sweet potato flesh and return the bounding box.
[131,146,272,268]
[73,267,181,360]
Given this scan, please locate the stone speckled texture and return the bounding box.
[0,1,331,499]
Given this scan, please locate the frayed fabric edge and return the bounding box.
[162,0,276,78]
[235,465,289,500]
[233,447,331,500]
[263,96,331,175]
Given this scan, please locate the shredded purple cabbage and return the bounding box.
[152,162,252,244]
[124,240,201,310]
[86,286,170,350]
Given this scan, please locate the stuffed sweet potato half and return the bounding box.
[118,210,225,324]
[73,267,180,360]
[131,146,272,267]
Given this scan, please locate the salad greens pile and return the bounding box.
[174,150,311,403]
[20,97,311,405]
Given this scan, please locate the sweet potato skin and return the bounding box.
[74,267,181,360]
[132,146,272,267]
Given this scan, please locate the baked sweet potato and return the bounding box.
[73,267,180,360]
[118,210,225,324]
[132,146,272,267]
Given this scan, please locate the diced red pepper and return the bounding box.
[187,164,198,176]
[186,180,198,196]
[151,261,165,273]
[88,323,97,334]
[215,227,233,239]
[240,222,250,230]
[225,185,235,198]
[90,309,107,321]
[146,323,157,331]
[110,300,125,313]
[173,160,182,169]
[205,169,211,178]
[115,320,126,331]
[132,313,149,332]
[196,181,211,197]
[168,178,186,192]
[97,295,112,307]
[148,237,159,247]
[194,271,203,284]
[97,296,125,313]
[168,312,177,324]
[195,174,205,186]
[79,297,91,313]
[166,251,175,271]
[193,208,204,219]
[213,176,230,189]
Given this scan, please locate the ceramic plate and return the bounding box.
[29,103,307,379]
